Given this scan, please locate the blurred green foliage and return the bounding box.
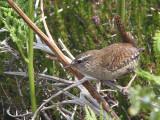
[0,0,160,119]
[84,105,111,120]
[85,105,98,120]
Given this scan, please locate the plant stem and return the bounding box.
[118,0,125,22]
[28,0,37,112]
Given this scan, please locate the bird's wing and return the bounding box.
[101,43,139,72]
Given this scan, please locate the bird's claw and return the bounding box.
[120,87,129,95]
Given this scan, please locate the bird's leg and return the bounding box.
[102,80,123,92]
[96,80,101,93]
[120,74,137,95]
[102,74,137,95]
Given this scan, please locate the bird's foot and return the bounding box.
[120,74,137,95]
[120,86,129,95]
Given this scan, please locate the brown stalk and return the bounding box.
[7,0,119,119]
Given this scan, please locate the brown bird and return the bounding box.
[68,16,143,94]
[69,43,143,94]
[70,43,141,81]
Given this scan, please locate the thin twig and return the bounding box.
[0,84,12,105]
[0,38,19,58]
[71,105,77,119]
[40,0,55,44]
[58,38,75,60]
[40,0,72,64]
[7,107,32,118]
[32,77,92,119]
[4,71,74,84]
[41,99,85,111]
[126,74,137,88]
[58,107,71,120]
[34,41,55,55]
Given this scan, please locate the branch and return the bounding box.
[58,38,75,60]
[7,107,32,118]
[32,77,93,119]
[4,71,74,84]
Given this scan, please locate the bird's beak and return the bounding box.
[64,64,72,69]
[64,61,75,69]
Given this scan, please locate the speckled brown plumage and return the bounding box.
[101,43,139,71]
[70,43,141,81]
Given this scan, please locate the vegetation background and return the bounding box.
[0,0,160,120]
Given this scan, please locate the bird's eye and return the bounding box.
[77,60,82,63]
[75,54,91,64]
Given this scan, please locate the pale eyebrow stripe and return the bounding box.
[78,54,92,61]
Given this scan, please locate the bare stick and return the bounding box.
[126,74,137,88]
[4,71,74,84]
[32,77,92,119]
[40,0,73,64]
[7,108,32,118]
[58,38,75,60]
